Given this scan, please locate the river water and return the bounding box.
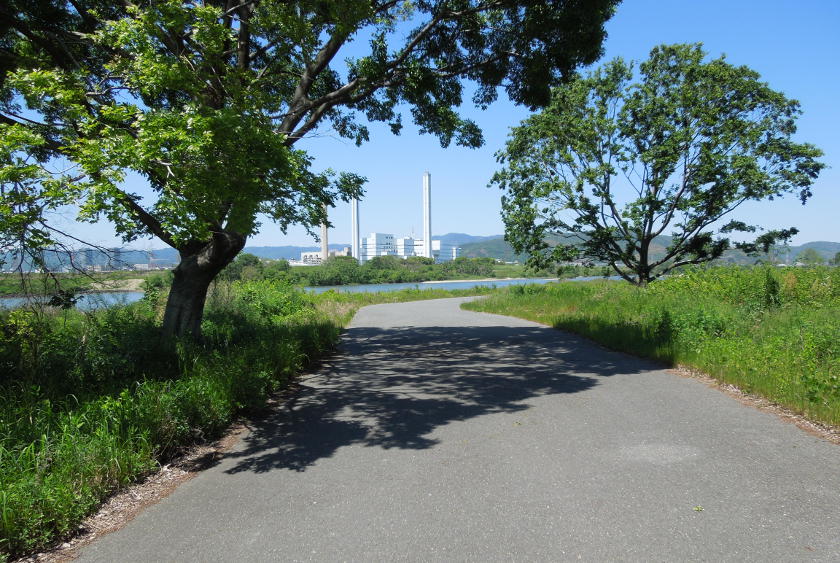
[0,276,589,309]
[0,291,146,311]
[303,277,559,294]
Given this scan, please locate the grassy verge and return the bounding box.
[308,284,501,324]
[463,266,840,426]
[0,281,337,560]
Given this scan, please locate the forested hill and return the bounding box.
[459,236,840,264]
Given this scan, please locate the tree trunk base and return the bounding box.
[162,232,245,338]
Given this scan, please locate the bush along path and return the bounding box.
[464,265,840,427]
[0,281,341,561]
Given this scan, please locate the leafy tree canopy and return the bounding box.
[1,0,618,335]
[797,247,824,266]
[493,43,825,285]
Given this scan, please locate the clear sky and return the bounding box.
[62,0,840,249]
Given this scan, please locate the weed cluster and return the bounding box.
[0,280,338,560]
[465,266,839,426]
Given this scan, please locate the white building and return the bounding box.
[301,246,352,265]
[360,232,396,262]
[359,232,459,264]
[300,251,323,265]
[429,239,459,262]
[396,237,421,258]
[350,172,459,264]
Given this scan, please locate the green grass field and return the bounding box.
[464,266,840,427]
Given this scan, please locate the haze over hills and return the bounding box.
[459,235,840,265]
[3,234,838,272]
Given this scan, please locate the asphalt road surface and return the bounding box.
[78,297,839,562]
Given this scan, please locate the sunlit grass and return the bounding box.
[463,266,839,426]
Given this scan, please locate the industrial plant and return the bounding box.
[303,172,460,264]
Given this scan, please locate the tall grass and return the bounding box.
[0,280,339,560]
[464,266,840,426]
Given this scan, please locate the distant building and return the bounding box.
[396,237,418,258]
[301,246,352,265]
[361,232,396,262]
[109,247,124,270]
[359,232,459,264]
[429,239,459,262]
[301,251,323,265]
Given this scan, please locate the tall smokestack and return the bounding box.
[320,203,329,262]
[422,171,432,258]
[351,198,360,260]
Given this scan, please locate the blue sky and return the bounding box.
[64,0,840,248]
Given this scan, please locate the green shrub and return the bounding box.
[0,282,340,559]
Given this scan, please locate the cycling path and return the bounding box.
[79,297,839,562]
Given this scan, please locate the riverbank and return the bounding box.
[422,276,557,284]
[0,271,159,298]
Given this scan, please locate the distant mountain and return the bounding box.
[458,233,840,265]
[459,237,526,262]
[1,248,180,272]
[436,233,504,246]
[243,244,350,260]
[791,241,840,260]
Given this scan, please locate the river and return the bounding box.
[303,277,559,294]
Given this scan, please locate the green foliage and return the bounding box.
[493,43,825,285]
[0,282,340,559]
[2,0,618,337]
[290,256,497,286]
[797,247,825,266]
[465,266,840,426]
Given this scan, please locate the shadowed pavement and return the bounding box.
[78,297,839,562]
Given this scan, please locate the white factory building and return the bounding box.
[356,172,460,264]
[359,233,459,263]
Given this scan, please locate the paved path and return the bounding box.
[79,298,839,562]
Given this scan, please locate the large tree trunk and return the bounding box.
[162,231,246,338]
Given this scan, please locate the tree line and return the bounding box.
[218,254,504,286]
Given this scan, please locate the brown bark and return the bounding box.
[162,231,245,339]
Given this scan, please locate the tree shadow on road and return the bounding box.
[222,323,657,474]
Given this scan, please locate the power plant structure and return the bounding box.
[355,171,459,264]
[300,172,460,265]
[422,171,432,258]
[320,203,329,262]
[351,197,360,260]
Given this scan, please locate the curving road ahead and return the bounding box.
[79,297,839,562]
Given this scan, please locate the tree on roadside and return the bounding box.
[493,43,825,285]
[218,252,264,281]
[1,0,618,336]
[831,251,840,266]
[797,248,824,266]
